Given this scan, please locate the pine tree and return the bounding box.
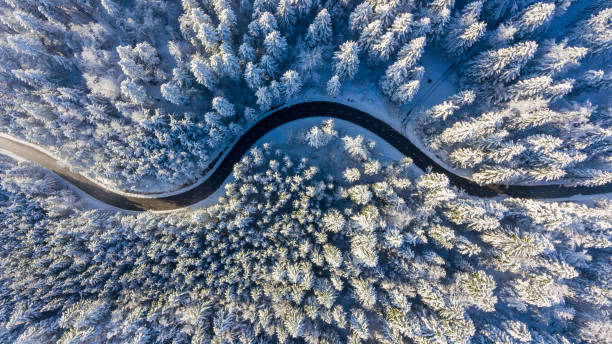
[120,79,147,104]
[514,2,555,35]
[11,68,51,88]
[219,43,241,81]
[358,19,382,51]
[396,36,426,73]
[212,97,235,118]
[259,54,279,78]
[305,120,337,148]
[349,308,370,340]
[238,41,256,62]
[455,271,497,312]
[281,70,302,98]
[379,37,426,97]
[472,166,519,184]
[349,2,373,32]
[450,147,485,168]
[258,12,278,34]
[190,57,217,90]
[492,2,555,43]
[426,0,455,34]
[333,41,360,80]
[391,12,413,44]
[305,9,332,47]
[466,41,538,83]
[423,89,475,121]
[160,82,186,105]
[344,168,361,182]
[255,86,272,111]
[503,75,552,100]
[244,62,265,90]
[534,39,588,75]
[342,135,369,160]
[371,31,397,61]
[392,80,420,104]
[443,0,486,56]
[297,47,323,80]
[573,7,612,55]
[327,75,341,97]
[276,0,296,31]
[264,30,288,61]
[7,34,45,57]
[374,2,397,30]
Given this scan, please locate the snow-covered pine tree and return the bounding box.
[212,97,235,118]
[423,89,476,122]
[120,79,147,104]
[426,0,455,35]
[491,2,555,44]
[305,9,332,47]
[391,12,413,45]
[190,57,217,90]
[349,2,373,32]
[255,86,273,111]
[244,62,265,90]
[333,41,360,80]
[465,41,538,83]
[371,31,397,61]
[392,79,421,104]
[443,0,486,56]
[358,19,382,51]
[260,54,279,77]
[276,0,296,32]
[280,70,302,98]
[161,82,187,105]
[503,75,552,101]
[533,39,588,75]
[327,75,341,97]
[238,41,256,62]
[572,7,612,55]
[264,30,288,61]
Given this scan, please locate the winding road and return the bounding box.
[1,101,611,211]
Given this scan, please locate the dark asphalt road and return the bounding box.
[1,101,610,211]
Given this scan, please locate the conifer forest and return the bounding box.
[0,0,610,343]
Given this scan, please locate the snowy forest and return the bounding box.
[0,0,609,192]
[0,0,611,343]
[1,120,611,343]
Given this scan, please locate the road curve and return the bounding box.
[1,101,611,211]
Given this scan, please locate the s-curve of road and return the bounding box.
[1,101,611,211]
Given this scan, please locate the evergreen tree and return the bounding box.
[160,82,187,105]
[264,30,288,61]
[259,54,279,78]
[371,31,397,61]
[466,41,538,83]
[492,2,555,43]
[120,79,147,104]
[333,41,360,80]
[349,2,373,32]
[255,86,272,111]
[572,7,612,55]
[238,41,256,62]
[305,9,332,47]
[244,62,265,90]
[358,19,383,51]
[443,0,486,56]
[212,97,235,118]
[190,57,217,90]
[280,70,302,98]
[276,0,296,31]
[534,39,588,75]
[327,75,341,97]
